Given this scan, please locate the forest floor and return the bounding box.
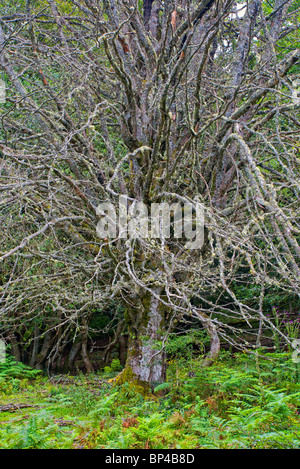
[0,350,300,449]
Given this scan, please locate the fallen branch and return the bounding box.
[0,403,39,412]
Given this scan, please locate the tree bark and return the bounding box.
[118,333,127,367]
[143,0,154,26]
[9,334,21,362]
[81,319,94,373]
[65,338,82,371]
[35,331,54,370]
[202,320,220,366]
[119,288,167,390]
[30,324,40,367]
[192,310,220,366]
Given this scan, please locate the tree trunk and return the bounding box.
[192,310,220,366]
[118,333,127,367]
[143,0,154,26]
[64,338,82,371]
[81,318,94,373]
[35,330,54,369]
[30,324,40,367]
[102,320,125,366]
[9,334,21,362]
[202,321,220,366]
[119,288,167,390]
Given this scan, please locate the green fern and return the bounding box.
[154,382,171,393]
[0,355,41,380]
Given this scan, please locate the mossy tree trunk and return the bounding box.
[120,287,168,390]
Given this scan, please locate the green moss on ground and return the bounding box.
[1,351,300,449]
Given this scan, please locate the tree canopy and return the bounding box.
[0,0,300,387]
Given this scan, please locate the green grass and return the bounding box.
[0,351,300,449]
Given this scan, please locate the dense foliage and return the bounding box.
[1,348,300,449]
[0,0,300,450]
[1,0,300,383]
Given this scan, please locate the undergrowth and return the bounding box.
[0,351,300,449]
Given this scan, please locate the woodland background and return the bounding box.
[0,0,300,449]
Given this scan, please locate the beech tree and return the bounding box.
[0,0,300,387]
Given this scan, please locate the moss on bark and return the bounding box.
[114,366,151,395]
